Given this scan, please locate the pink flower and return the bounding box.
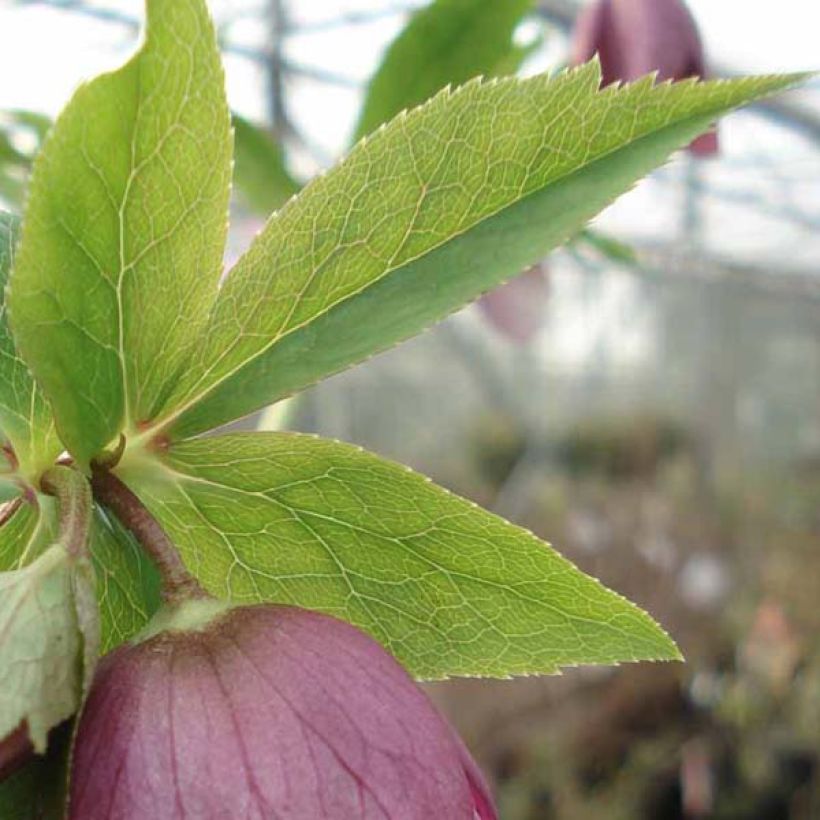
[69,604,497,819]
[571,0,718,155]
[478,264,549,345]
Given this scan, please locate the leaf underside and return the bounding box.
[0,496,157,652]
[8,0,232,466]
[155,66,804,441]
[118,433,681,680]
[0,496,57,573]
[0,546,84,752]
[0,213,59,478]
[89,507,161,653]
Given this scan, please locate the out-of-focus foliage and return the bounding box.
[232,114,300,214]
[354,0,537,140]
[0,111,50,211]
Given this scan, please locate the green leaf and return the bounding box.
[233,115,300,214]
[36,467,100,698]
[0,497,57,573]
[354,0,536,140]
[0,545,92,751]
[8,0,232,466]
[0,492,159,652]
[89,506,161,653]
[578,227,637,264]
[117,432,680,679]
[0,213,60,479]
[153,67,806,441]
[0,477,23,504]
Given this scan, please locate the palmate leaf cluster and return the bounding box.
[0,0,805,812]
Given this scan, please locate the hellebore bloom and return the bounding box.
[70,603,497,819]
[571,0,718,155]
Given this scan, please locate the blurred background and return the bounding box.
[1,1,819,817]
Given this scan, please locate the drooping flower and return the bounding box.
[571,0,718,155]
[478,264,549,345]
[69,602,497,819]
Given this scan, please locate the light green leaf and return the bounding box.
[233,115,300,214]
[118,432,680,679]
[89,506,160,653]
[354,0,536,140]
[8,0,232,466]
[0,213,60,479]
[0,545,90,751]
[0,491,159,652]
[153,66,805,441]
[0,496,57,573]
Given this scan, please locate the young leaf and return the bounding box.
[354,0,536,140]
[0,213,60,479]
[233,115,300,214]
[8,0,232,466]
[154,67,805,441]
[0,546,92,752]
[117,432,680,680]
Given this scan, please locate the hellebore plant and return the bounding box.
[571,0,719,155]
[0,0,805,815]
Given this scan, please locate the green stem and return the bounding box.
[40,465,92,559]
[90,465,207,604]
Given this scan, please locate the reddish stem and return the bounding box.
[90,466,207,603]
[40,465,92,559]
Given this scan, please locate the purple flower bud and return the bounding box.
[69,604,497,819]
[571,0,718,155]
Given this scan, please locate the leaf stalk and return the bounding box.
[89,465,207,604]
[40,465,92,559]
